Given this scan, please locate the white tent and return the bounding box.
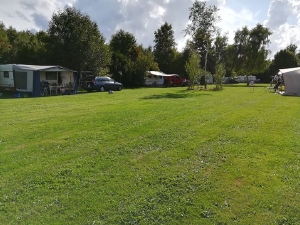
[279,67,300,96]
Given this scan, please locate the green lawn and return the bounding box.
[1,84,300,224]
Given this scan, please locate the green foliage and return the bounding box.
[184,1,220,88]
[132,45,159,86]
[233,24,272,76]
[172,41,195,78]
[0,24,47,64]
[214,63,225,90]
[110,29,137,85]
[47,7,111,74]
[213,34,228,64]
[184,1,220,38]
[153,22,176,73]
[185,50,200,89]
[268,45,299,76]
[0,22,11,63]
[110,30,158,87]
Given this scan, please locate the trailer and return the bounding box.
[0,64,77,97]
[145,71,188,87]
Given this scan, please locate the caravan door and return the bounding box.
[0,71,15,91]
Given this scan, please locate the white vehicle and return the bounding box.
[0,64,14,91]
[0,64,77,97]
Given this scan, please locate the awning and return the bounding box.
[12,64,76,72]
[147,71,179,77]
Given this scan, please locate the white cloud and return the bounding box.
[1,0,300,59]
[263,0,300,58]
[218,6,258,44]
[0,0,75,30]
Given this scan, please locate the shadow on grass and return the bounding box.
[141,90,211,100]
[223,84,268,88]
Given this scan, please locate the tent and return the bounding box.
[279,67,300,96]
[0,64,78,97]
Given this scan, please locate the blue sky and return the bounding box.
[0,0,300,59]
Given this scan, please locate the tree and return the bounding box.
[213,33,228,64]
[0,22,11,63]
[109,30,137,85]
[130,45,159,86]
[185,50,200,90]
[110,30,158,87]
[214,63,225,90]
[268,45,299,76]
[233,24,272,85]
[184,0,220,89]
[153,22,176,73]
[48,7,111,75]
[0,25,47,64]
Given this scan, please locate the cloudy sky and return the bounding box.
[1,0,300,58]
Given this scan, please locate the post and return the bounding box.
[204,50,208,89]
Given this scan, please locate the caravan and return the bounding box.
[145,71,188,87]
[0,64,77,97]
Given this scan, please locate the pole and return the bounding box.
[204,50,208,89]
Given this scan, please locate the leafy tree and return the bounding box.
[11,30,45,64]
[109,30,137,85]
[225,44,236,77]
[233,24,272,84]
[153,22,176,73]
[130,45,159,86]
[110,30,158,87]
[48,7,111,75]
[0,25,47,64]
[184,0,220,89]
[214,63,225,90]
[213,33,228,64]
[268,45,299,77]
[185,49,200,90]
[0,22,11,63]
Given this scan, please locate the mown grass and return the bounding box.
[1,84,300,224]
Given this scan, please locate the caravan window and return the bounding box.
[4,71,9,78]
[15,71,27,90]
[46,72,58,80]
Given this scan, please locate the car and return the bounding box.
[84,76,123,92]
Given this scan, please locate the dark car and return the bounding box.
[85,76,123,92]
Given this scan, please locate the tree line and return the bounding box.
[1,1,300,87]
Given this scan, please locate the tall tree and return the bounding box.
[153,22,176,73]
[131,45,159,86]
[213,33,228,64]
[184,0,220,88]
[185,49,200,90]
[0,22,11,63]
[268,45,299,76]
[48,7,111,75]
[109,30,137,85]
[233,24,272,84]
[214,63,225,90]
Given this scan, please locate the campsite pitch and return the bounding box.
[1,84,300,224]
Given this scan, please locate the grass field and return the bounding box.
[1,84,300,224]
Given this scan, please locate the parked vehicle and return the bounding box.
[164,74,189,86]
[84,76,123,92]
